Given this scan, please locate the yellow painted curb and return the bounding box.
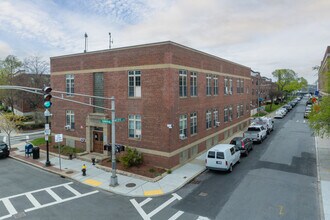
[143,189,164,196]
[83,179,102,187]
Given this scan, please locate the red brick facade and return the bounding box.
[50,41,251,169]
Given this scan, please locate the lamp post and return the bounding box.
[110,97,118,186]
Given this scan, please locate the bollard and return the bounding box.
[92,158,95,165]
[82,164,86,176]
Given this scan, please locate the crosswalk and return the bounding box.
[0,182,98,220]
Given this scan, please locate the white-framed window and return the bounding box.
[206,110,212,129]
[240,104,244,116]
[224,107,228,122]
[128,114,141,138]
[190,72,197,97]
[214,76,218,95]
[66,74,74,96]
[229,78,233,95]
[206,74,212,96]
[213,109,219,126]
[190,112,197,135]
[179,70,187,97]
[237,79,240,94]
[229,106,233,121]
[237,105,240,118]
[179,114,187,138]
[128,70,141,97]
[224,77,228,94]
[66,110,75,129]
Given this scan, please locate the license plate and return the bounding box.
[216,161,222,164]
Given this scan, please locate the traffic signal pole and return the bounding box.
[110,97,118,186]
[42,86,52,167]
[45,109,51,167]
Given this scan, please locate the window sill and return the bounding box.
[128,97,142,99]
[179,96,188,99]
[128,137,141,141]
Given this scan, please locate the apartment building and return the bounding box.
[319,46,330,95]
[50,41,251,169]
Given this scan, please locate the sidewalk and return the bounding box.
[315,136,330,220]
[8,129,243,198]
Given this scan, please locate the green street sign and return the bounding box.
[100,118,126,124]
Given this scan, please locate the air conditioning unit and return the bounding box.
[135,134,141,139]
[215,121,220,126]
[179,134,186,140]
[64,125,71,130]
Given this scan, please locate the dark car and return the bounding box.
[230,137,253,156]
[0,141,10,158]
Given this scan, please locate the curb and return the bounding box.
[315,136,325,220]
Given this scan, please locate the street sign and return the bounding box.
[44,129,51,135]
[100,118,126,124]
[55,134,63,143]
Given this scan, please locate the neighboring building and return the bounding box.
[250,71,261,114]
[318,46,330,95]
[50,41,252,169]
[260,76,276,103]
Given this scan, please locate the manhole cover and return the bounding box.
[199,192,208,197]
[126,183,136,188]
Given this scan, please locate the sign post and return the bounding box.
[55,134,63,170]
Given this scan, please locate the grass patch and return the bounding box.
[30,137,52,146]
[264,104,283,113]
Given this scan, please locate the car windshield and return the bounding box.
[0,144,7,150]
[248,127,260,131]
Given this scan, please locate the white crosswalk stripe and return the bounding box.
[0,182,98,220]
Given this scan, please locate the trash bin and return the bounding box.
[32,147,40,159]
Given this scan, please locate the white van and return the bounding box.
[205,144,240,172]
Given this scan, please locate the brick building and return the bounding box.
[318,46,330,95]
[50,41,251,169]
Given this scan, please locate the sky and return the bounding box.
[0,0,329,84]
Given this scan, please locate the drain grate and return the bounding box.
[126,183,136,188]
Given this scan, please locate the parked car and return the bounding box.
[0,142,10,158]
[251,117,274,134]
[205,144,240,172]
[243,125,267,143]
[230,137,253,156]
[279,108,288,115]
[283,104,292,111]
[304,110,311,118]
[274,110,285,119]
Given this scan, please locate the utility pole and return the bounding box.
[84,33,88,53]
[110,97,118,186]
[109,32,113,49]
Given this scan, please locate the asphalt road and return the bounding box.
[172,97,320,220]
[0,97,320,220]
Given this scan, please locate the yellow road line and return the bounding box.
[143,189,164,196]
[83,179,102,187]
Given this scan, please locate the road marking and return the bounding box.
[0,182,98,220]
[83,179,102,187]
[130,193,182,220]
[197,217,211,220]
[143,189,164,196]
[168,211,184,220]
[278,205,285,216]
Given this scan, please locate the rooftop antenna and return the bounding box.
[109,32,113,49]
[84,33,88,53]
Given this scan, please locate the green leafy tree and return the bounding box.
[272,69,297,92]
[308,96,330,137]
[0,55,23,114]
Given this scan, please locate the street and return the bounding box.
[0,98,320,220]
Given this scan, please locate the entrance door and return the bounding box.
[93,130,104,153]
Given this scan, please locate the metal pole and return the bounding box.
[110,97,118,186]
[258,76,260,117]
[45,114,51,166]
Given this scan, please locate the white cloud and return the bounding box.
[0,41,12,58]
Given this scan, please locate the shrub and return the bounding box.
[53,145,84,156]
[120,147,143,168]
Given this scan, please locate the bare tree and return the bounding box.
[0,113,19,149]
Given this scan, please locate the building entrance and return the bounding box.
[92,128,104,153]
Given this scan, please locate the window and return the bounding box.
[207,151,215,158]
[237,79,240,93]
[190,72,197,96]
[94,72,104,113]
[190,112,197,135]
[206,74,212,96]
[179,114,187,138]
[230,147,235,155]
[213,109,219,126]
[216,152,224,159]
[224,77,228,94]
[229,78,233,95]
[229,106,233,121]
[241,79,244,93]
[66,110,75,129]
[240,104,244,116]
[128,115,141,138]
[66,74,74,96]
[214,76,218,95]
[237,105,240,118]
[128,70,141,97]
[246,103,249,111]
[224,107,228,122]
[206,110,212,129]
[179,70,187,97]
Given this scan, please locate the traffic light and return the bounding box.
[42,86,52,108]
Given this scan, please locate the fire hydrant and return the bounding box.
[82,164,86,176]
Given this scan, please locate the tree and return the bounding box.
[0,113,24,149]
[0,55,23,114]
[308,96,330,137]
[272,69,297,92]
